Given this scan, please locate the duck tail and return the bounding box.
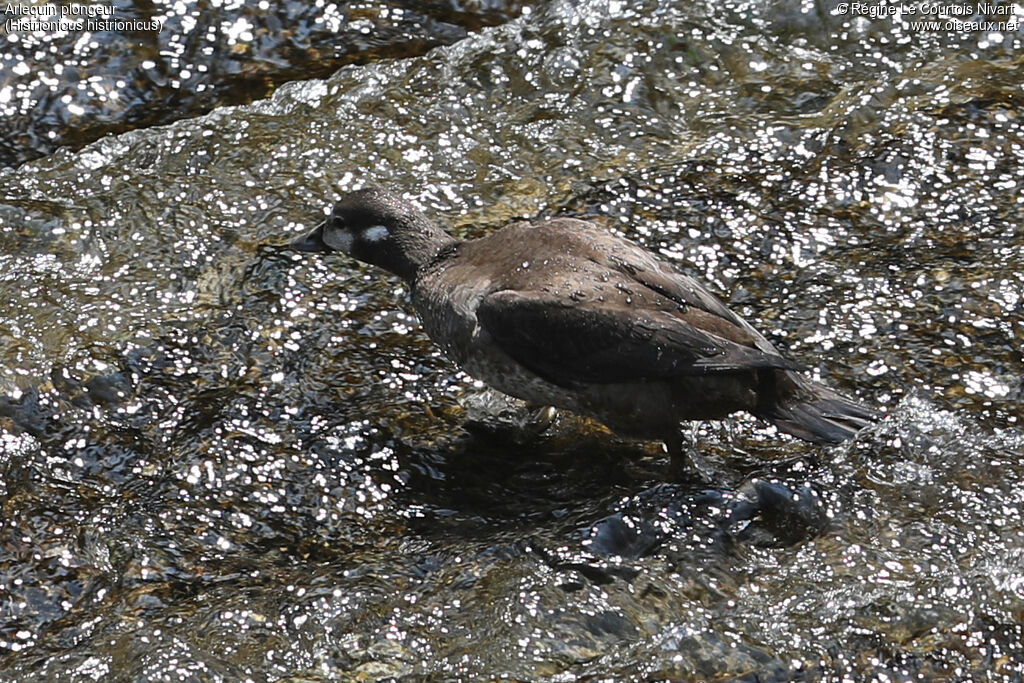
[755,370,878,444]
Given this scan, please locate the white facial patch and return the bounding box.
[362,225,390,243]
[324,229,354,253]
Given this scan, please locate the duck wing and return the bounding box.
[475,290,799,389]
[538,219,781,355]
[595,240,781,355]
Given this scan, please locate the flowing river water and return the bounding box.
[1,0,1023,679]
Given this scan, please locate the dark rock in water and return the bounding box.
[584,513,663,559]
[728,478,830,547]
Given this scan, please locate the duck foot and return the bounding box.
[522,404,557,437]
[461,390,555,444]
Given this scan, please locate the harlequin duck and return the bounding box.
[290,187,877,468]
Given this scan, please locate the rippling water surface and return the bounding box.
[0,0,538,168]
[1,0,1023,679]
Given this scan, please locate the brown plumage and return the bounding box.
[291,187,877,468]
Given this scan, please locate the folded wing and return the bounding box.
[476,290,800,388]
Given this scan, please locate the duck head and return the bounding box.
[291,187,457,282]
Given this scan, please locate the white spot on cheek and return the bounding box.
[325,230,354,253]
[363,225,389,242]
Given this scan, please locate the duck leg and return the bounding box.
[664,430,714,484]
